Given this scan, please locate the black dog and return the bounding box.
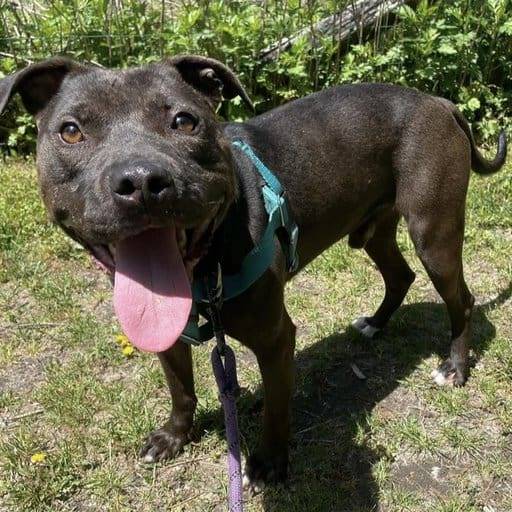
[0,56,506,486]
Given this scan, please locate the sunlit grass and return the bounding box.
[1,158,511,511]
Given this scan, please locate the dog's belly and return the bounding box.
[294,194,394,271]
[288,155,396,269]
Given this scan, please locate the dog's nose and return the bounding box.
[110,163,174,209]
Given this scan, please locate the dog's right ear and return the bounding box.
[0,57,83,117]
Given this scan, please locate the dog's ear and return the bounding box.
[168,55,254,111]
[0,57,83,117]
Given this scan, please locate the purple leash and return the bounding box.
[211,344,243,512]
[205,265,244,512]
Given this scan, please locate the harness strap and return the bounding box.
[179,302,215,345]
[233,140,284,195]
[232,139,298,275]
[182,139,299,344]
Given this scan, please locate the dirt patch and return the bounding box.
[0,350,67,393]
[390,457,455,496]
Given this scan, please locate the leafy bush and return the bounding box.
[0,0,511,154]
[336,0,512,141]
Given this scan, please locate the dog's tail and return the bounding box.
[446,101,507,175]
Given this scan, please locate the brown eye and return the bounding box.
[60,123,84,144]
[172,113,197,133]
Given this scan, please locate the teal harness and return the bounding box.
[180,139,299,345]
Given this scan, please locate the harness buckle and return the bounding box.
[287,223,299,272]
[278,193,299,273]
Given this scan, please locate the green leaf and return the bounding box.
[437,42,457,55]
[498,20,512,35]
[467,98,481,111]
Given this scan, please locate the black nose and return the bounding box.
[110,163,174,209]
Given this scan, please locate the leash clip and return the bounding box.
[205,262,227,356]
[206,261,223,309]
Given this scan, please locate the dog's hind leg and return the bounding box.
[406,212,474,386]
[352,208,415,338]
[394,98,476,386]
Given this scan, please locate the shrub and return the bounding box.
[0,0,510,154]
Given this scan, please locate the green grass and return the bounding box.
[1,157,511,512]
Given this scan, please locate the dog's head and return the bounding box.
[0,56,252,352]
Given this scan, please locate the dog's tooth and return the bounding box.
[190,215,212,248]
[177,229,187,253]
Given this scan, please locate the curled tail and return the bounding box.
[446,101,507,174]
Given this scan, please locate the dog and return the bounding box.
[0,55,507,486]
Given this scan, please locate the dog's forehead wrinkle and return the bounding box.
[54,67,213,131]
[59,70,157,119]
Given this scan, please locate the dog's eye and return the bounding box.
[172,113,197,133]
[60,123,84,144]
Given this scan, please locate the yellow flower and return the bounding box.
[115,334,130,347]
[30,452,46,463]
[115,333,136,356]
[122,345,135,357]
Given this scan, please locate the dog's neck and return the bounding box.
[195,128,270,279]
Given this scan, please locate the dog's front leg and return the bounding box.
[244,310,296,486]
[140,341,197,462]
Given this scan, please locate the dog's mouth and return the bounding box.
[89,212,218,278]
[84,208,219,353]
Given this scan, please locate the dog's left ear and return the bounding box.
[168,55,254,111]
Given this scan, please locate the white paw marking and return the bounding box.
[352,317,380,338]
[250,481,264,495]
[431,369,453,386]
[242,466,265,494]
[143,453,155,463]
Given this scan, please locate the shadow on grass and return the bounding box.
[195,283,511,512]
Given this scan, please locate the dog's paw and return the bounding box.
[139,427,188,463]
[431,359,467,387]
[243,451,287,494]
[352,316,380,339]
[242,471,265,496]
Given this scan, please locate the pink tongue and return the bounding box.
[113,226,192,353]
